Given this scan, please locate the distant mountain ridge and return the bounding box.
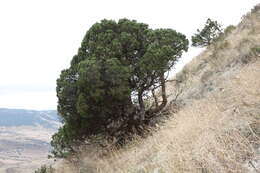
[0,108,61,172]
[0,108,61,129]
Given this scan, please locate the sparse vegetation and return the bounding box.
[251,46,260,54]
[240,46,260,64]
[34,165,54,173]
[251,3,260,13]
[214,40,229,50]
[224,25,236,35]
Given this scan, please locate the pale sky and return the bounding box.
[0,0,259,110]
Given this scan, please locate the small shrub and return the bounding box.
[214,40,229,50]
[240,46,260,64]
[238,38,252,50]
[34,165,54,173]
[251,46,260,54]
[250,4,260,14]
[224,25,236,35]
[50,124,79,158]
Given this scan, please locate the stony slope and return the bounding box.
[53,5,260,173]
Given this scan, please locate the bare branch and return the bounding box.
[152,89,159,108]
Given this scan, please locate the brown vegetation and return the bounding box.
[52,4,260,173]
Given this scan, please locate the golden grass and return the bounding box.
[55,60,259,173]
[53,4,260,173]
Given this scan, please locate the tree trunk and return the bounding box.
[147,73,167,115]
[152,89,159,108]
[138,91,145,121]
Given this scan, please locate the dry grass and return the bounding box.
[53,4,260,173]
[54,60,260,173]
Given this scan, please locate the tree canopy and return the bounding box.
[191,18,223,47]
[51,19,188,157]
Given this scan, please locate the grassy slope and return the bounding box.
[53,5,260,173]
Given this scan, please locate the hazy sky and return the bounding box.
[0,0,258,110]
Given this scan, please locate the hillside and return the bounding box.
[0,109,60,173]
[52,5,260,173]
[0,109,59,128]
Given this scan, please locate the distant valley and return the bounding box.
[0,109,60,128]
[0,108,61,173]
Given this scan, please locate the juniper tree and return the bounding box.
[192,18,223,47]
[51,19,188,157]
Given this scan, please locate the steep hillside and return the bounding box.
[53,5,260,173]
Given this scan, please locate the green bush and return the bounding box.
[50,124,79,158]
[34,165,54,173]
[51,19,189,157]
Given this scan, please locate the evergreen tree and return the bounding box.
[192,18,223,47]
[51,19,188,157]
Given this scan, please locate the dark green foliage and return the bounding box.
[51,19,188,157]
[34,165,54,173]
[192,18,223,47]
[50,124,78,158]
